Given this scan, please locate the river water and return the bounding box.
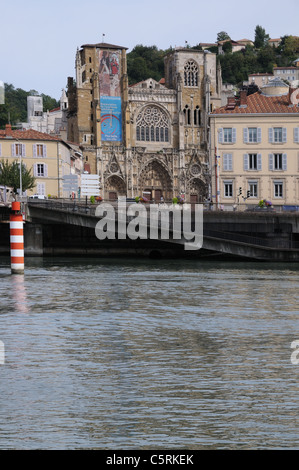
[0,256,298,450]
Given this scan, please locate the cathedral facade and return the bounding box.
[67,41,222,202]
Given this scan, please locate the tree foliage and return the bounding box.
[217,31,231,42]
[0,159,36,193]
[254,25,270,49]
[127,45,166,85]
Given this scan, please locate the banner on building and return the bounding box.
[98,49,122,142]
[100,96,122,142]
[98,49,121,97]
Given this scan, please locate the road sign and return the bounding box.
[63,175,79,192]
[80,174,100,196]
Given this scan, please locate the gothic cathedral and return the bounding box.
[67,41,222,202]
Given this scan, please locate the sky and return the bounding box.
[1,0,298,101]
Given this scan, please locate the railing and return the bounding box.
[25,199,299,250]
[26,198,299,213]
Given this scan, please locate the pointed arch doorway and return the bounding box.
[139,160,172,202]
[105,175,126,200]
[188,178,207,203]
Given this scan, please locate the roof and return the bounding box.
[218,39,244,46]
[249,72,273,76]
[0,125,61,141]
[273,66,298,70]
[81,41,127,50]
[212,91,299,115]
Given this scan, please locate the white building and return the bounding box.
[21,89,68,139]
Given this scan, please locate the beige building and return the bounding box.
[0,125,82,198]
[209,79,299,208]
[67,41,222,202]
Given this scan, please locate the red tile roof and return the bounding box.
[0,125,60,141]
[212,91,299,114]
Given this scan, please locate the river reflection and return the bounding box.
[0,257,298,449]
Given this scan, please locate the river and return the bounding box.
[0,256,298,449]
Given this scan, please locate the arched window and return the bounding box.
[136,106,169,143]
[194,106,201,126]
[184,60,198,87]
[183,105,191,125]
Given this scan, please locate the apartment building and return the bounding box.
[209,79,299,208]
[0,125,82,197]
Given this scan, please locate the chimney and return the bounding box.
[5,124,12,135]
[239,90,247,107]
[226,96,236,110]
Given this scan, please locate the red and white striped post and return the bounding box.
[10,201,24,274]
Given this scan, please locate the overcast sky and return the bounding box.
[1,0,298,100]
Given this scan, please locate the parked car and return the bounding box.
[29,194,47,200]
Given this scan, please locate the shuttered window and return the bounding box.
[218,128,236,143]
[269,127,287,143]
[223,153,233,171]
[33,144,47,157]
[33,163,48,177]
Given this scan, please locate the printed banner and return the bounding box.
[98,50,121,97]
[100,96,122,142]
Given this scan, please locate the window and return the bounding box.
[184,60,198,87]
[34,163,48,177]
[224,128,232,143]
[244,127,261,143]
[194,106,201,126]
[219,127,236,143]
[223,153,233,171]
[183,105,191,125]
[33,144,47,157]
[248,181,258,198]
[136,106,169,143]
[244,153,262,171]
[269,127,287,143]
[274,127,282,142]
[224,181,233,198]
[274,181,283,198]
[249,153,257,170]
[274,153,283,170]
[37,183,46,196]
[12,143,25,157]
[249,128,257,142]
[269,153,287,171]
[294,127,299,143]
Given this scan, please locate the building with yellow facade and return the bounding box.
[209,79,299,208]
[0,125,82,198]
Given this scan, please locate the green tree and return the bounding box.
[257,45,276,72]
[0,159,36,193]
[42,94,59,112]
[217,31,231,42]
[254,25,270,49]
[222,41,232,53]
[127,45,165,84]
[279,35,299,60]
